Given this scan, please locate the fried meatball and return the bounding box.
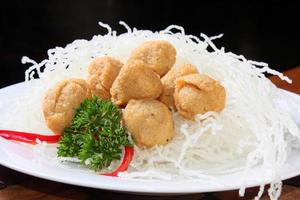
[123,99,174,148]
[43,79,91,134]
[87,56,123,99]
[128,40,176,76]
[110,61,162,106]
[174,74,226,120]
[159,64,199,108]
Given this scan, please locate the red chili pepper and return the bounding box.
[101,146,134,177]
[0,130,61,144]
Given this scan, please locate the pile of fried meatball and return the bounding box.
[43,41,226,148]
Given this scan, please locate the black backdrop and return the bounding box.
[1,1,299,88]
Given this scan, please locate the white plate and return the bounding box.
[0,82,300,195]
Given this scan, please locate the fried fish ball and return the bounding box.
[87,56,123,100]
[174,74,226,120]
[43,79,91,134]
[123,99,174,148]
[128,40,176,76]
[159,64,199,108]
[110,62,162,106]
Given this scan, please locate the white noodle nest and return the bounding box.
[0,21,299,200]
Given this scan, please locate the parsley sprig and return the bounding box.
[57,96,132,171]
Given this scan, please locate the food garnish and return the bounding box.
[101,146,134,176]
[0,130,61,144]
[57,96,132,171]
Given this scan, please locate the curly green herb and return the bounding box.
[57,96,132,171]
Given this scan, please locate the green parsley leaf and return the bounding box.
[57,96,132,171]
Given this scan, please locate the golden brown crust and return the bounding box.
[87,56,122,100]
[123,99,174,148]
[159,64,199,108]
[43,79,91,134]
[110,61,163,106]
[174,74,226,120]
[128,40,176,76]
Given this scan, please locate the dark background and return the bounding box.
[1,1,299,88]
